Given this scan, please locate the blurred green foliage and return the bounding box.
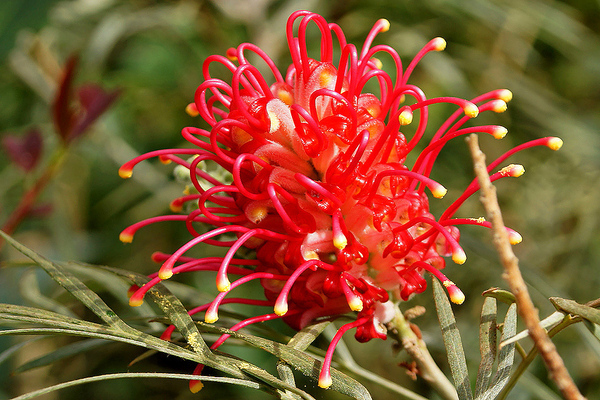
[1,0,599,399]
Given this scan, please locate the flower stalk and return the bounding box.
[388,303,459,400]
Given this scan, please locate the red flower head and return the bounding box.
[120,11,562,389]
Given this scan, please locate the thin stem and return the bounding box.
[0,146,68,251]
[466,134,585,400]
[388,303,459,400]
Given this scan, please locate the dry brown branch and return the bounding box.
[466,134,585,400]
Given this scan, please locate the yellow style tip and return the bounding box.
[119,231,134,243]
[452,249,467,265]
[185,103,199,117]
[498,89,513,103]
[318,376,333,389]
[204,311,218,324]
[274,302,288,316]
[129,297,144,307]
[158,268,173,280]
[443,281,465,304]
[431,185,447,199]
[216,280,231,293]
[189,381,204,393]
[349,297,363,312]
[371,57,383,70]
[303,250,320,261]
[508,230,523,245]
[170,201,183,213]
[463,102,479,118]
[502,164,525,177]
[158,156,172,165]
[547,137,563,151]
[118,167,133,179]
[399,109,413,125]
[492,126,508,139]
[379,19,390,32]
[450,289,466,305]
[333,233,348,250]
[492,100,508,113]
[432,37,446,51]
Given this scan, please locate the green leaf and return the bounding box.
[0,230,129,331]
[482,288,516,305]
[13,338,109,374]
[431,276,472,400]
[196,322,372,400]
[91,265,216,360]
[9,372,263,400]
[275,321,332,400]
[276,361,302,400]
[18,269,79,319]
[500,311,565,348]
[584,320,600,342]
[287,320,330,350]
[480,303,517,400]
[475,296,497,398]
[550,297,600,325]
[62,261,158,323]
[0,337,42,366]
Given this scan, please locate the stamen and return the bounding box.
[332,210,348,250]
[407,261,465,304]
[319,317,369,388]
[398,216,465,264]
[274,260,321,316]
[206,272,289,323]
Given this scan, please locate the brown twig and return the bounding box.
[466,134,585,400]
[389,304,459,400]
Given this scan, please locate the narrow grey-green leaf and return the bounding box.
[62,262,158,323]
[0,338,42,366]
[475,296,497,398]
[584,320,600,342]
[97,266,215,360]
[10,372,262,400]
[0,303,101,327]
[19,269,78,318]
[500,311,565,348]
[13,339,109,374]
[239,363,315,400]
[481,303,517,400]
[197,322,372,400]
[276,361,302,400]
[0,231,128,330]
[276,322,331,400]
[287,320,330,350]
[432,276,472,400]
[550,297,600,324]
[482,288,516,305]
[0,326,207,366]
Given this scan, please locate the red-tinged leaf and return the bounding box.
[1,128,43,172]
[69,84,120,140]
[28,203,54,218]
[52,56,78,142]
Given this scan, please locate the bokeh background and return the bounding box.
[1,0,599,399]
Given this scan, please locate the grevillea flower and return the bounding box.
[119,11,562,390]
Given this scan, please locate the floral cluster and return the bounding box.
[119,11,561,390]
